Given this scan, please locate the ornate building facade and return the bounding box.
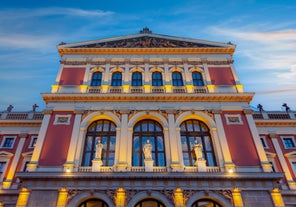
[0,28,296,206]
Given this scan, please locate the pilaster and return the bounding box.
[270,188,285,207]
[3,134,26,189]
[213,111,235,172]
[244,110,272,172]
[116,112,128,171]
[114,188,126,207]
[16,188,30,207]
[29,110,52,171]
[168,113,181,170]
[56,188,68,207]
[64,111,83,172]
[173,188,184,207]
[270,134,296,190]
[232,188,244,207]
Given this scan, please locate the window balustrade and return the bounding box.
[88,86,102,93]
[130,86,144,93]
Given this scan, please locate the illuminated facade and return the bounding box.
[0,28,296,206]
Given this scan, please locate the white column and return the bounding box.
[3,135,26,189]
[229,63,240,84]
[104,63,110,83]
[116,112,128,171]
[144,63,149,84]
[270,135,296,190]
[163,128,172,167]
[183,63,191,84]
[64,111,83,172]
[213,112,235,172]
[83,63,91,84]
[202,61,211,84]
[55,64,64,84]
[245,111,272,172]
[28,111,52,171]
[211,128,224,168]
[168,113,181,171]
[74,127,86,168]
[124,63,129,83]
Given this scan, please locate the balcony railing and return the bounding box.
[77,166,220,173]
[88,86,102,93]
[130,86,143,93]
[109,87,122,93]
[173,86,186,93]
[253,111,295,120]
[193,86,207,93]
[0,112,44,120]
[151,86,165,93]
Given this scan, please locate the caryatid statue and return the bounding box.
[95,139,104,160]
[143,139,152,160]
[193,141,203,161]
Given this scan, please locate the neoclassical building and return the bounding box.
[0,28,296,207]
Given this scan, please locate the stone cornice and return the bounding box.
[0,120,42,127]
[17,171,283,180]
[255,120,296,127]
[58,48,235,57]
[41,92,254,104]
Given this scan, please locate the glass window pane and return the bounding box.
[86,136,93,151]
[108,153,115,166]
[133,153,140,166]
[181,136,188,150]
[157,136,164,150]
[204,136,212,150]
[193,120,200,131]
[134,136,140,151]
[142,122,148,131]
[110,136,116,150]
[96,122,103,131]
[83,152,91,166]
[207,153,215,166]
[149,122,154,131]
[103,122,109,131]
[183,153,190,166]
[187,122,193,131]
[158,153,165,166]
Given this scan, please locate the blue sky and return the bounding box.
[0,0,295,112]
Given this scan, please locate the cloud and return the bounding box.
[0,7,113,20]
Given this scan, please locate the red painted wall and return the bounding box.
[208,67,235,85]
[221,112,260,166]
[39,112,75,166]
[59,67,85,85]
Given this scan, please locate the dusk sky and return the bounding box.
[0,0,295,112]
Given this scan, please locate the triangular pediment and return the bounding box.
[58,30,235,49]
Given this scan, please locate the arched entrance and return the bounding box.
[134,198,166,207]
[191,199,222,207]
[78,198,108,207]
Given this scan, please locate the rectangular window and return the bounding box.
[269,161,276,172]
[1,137,16,148]
[29,136,38,148]
[0,162,6,173]
[282,137,296,149]
[260,136,268,148]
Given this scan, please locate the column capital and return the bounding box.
[212,109,222,114]
[42,109,53,114]
[19,133,28,138]
[243,109,253,114]
[269,134,278,139]
[74,110,84,115]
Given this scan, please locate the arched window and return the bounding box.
[111,72,122,86]
[91,72,102,86]
[82,120,116,166]
[172,71,184,86]
[132,120,165,166]
[152,72,163,86]
[135,198,165,207]
[191,199,222,207]
[79,198,108,207]
[180,119,216,166]
[192,72,204,86]
[132,72,143,86]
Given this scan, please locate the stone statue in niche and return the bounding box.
[193,141,203,161]
[143,139,152,160]
[95,139,104,160]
